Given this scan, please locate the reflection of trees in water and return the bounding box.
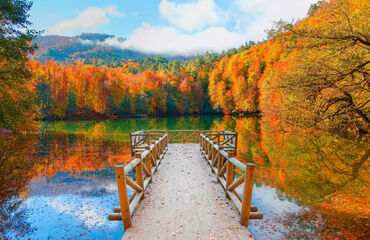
[212,116,369,239]
[315,137,368,182]
[0,131,131,239]
[33,132,131,178]
[308,135,369,195]
[0,135,38,239]
[255,119,369,207]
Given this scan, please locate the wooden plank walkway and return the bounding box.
[122,144,254,240]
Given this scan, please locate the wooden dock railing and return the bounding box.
[129,129,231,156]
[109,129,262,232]
[108,133,168,229]
[200,132,263,226]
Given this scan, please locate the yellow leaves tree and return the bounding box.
[279,0,370,132]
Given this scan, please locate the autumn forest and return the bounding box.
[0,0,369,239]
[1,0,367,136]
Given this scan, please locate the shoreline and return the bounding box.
[35,111,262,122]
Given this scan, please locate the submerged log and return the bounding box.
[108,213,122,221]
[249,212,263,219]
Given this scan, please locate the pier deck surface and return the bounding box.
[122,144,253,240]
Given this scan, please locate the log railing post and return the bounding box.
[225,152,235,190]
[129,133,133,156]
[158,138,161,157]
[206,139,211,160]
[212,145,217,166]
[155,140,158,160]
[152,145,157,163]
[205,137,208,151]
[240,163,256,226]
[162,136,165,151]
[226,161,234,188]
[160,134,163,147]
[158,137,162,154]
[234,132,238,156]
[201,135,204,149]
[161,137,164,152]
[200,135,203,150]
[161,137,164,153]
[208,140,212,159]
[217,146,224,172]
[135,154,144,189]
[147,133,150,147]
[145,146,152,175]
[204,136,206,151]
[115,165,132,229]
[182,129,185,143]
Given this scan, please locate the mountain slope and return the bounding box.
[32,33,151,65]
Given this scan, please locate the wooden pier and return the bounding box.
[108,130,262,239]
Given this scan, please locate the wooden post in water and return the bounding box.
[115,165,132,229]
[240,163,256,226]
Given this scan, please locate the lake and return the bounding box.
[0,116,368,239]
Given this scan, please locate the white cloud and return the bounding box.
[159,0,225,32]
[48,5,123,35]
[50,0,317,56]
[96,0,317,56]
[100,23,245,56]
[78,38,94,45]
[234,0,316,39]
[104,5,123,16]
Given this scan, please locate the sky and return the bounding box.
[29,0,317,56]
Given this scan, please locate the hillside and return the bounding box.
[32,33,189,66]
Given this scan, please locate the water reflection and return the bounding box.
[0,116,368,239]
[0,135,38,239]
[1,132,131,239]
[219,117,369,239]
[34,132,132,178]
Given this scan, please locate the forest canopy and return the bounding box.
[0,0,39,133]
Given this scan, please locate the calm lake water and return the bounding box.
[0,116,368,239]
